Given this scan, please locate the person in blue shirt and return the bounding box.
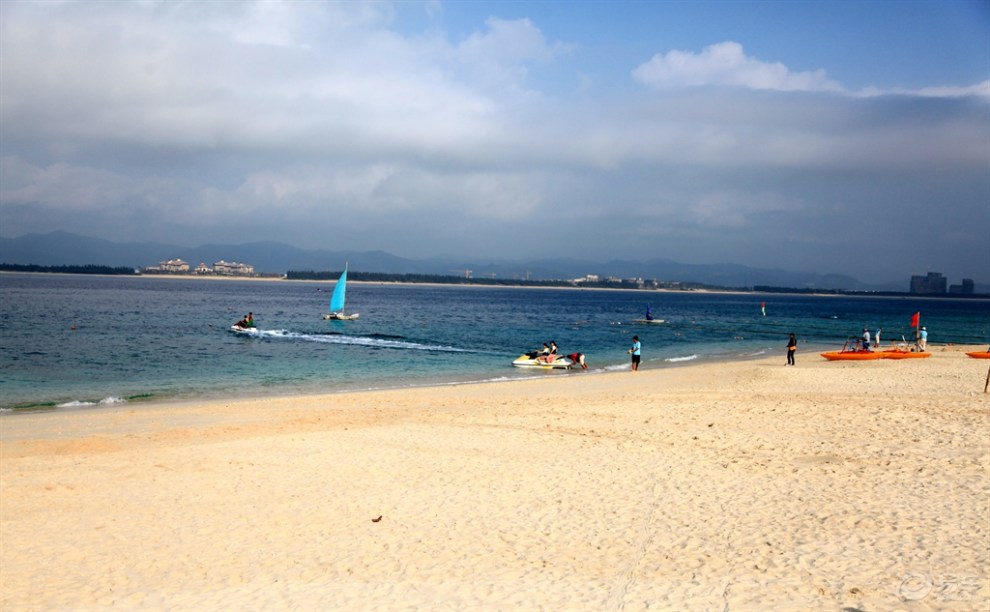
[629,336,641,371]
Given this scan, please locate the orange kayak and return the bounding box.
[966,351,990,359]
[881,350,930,359]
[821,351,883,361]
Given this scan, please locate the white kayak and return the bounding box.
[633,318,665,324]
[511,353,573,369]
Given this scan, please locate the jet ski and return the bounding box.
[511,351,573,369]
[229,324,260,336]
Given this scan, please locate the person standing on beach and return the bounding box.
[919,326,928,351]
[861,328,871,350]
[786,333,797,366]
[874,328,881,348]
[629,336,641,371]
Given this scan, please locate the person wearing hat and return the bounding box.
[861,328,871,351]
[918,326,928,351]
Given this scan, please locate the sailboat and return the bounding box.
[322,263,359,320]
[634,304,664,324]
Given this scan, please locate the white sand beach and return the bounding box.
[2,345,988,611]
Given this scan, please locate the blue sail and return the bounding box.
[329,264,348,313]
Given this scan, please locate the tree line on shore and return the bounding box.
[0,263,138,275]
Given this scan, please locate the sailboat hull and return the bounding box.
[323,312,359,320]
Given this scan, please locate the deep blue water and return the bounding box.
[2,273,988,411]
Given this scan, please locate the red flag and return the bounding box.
[910,312,920,328]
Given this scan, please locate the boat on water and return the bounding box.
[966,351,990,359]
[230,312,258,335]
[511,351,574,369]
[229,325,260,336]
[323,263,359,320]
[633,304,664,324]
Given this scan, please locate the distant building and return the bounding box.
[144,258,254,276]
[949,278,975,295]
[909,272,947,295]
[158,258,190,273]
[213,260,255,276]
[573,274,600,283]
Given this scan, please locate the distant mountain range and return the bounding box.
[0,230,919,291]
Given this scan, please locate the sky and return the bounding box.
[1,0,988,284]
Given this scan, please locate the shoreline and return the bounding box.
[3,342,985,424]
[1,339,845,415]
[2,345,988,610]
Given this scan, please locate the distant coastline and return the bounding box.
[2,264,988,299]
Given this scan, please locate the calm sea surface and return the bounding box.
[2,273,988,411]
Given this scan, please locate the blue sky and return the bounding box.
[1,0,988,284]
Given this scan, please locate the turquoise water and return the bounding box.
[2,273,988,411]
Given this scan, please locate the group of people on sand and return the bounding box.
[785,323,931,366]
[233,312,255,329]
[859,325,927,352]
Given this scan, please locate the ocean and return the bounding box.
[2,272,988,412]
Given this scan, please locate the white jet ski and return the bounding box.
[511,351,573,369]
[229,325,260,336]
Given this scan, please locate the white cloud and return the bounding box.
[632,41,990,102]
[0,3,987,280]
[632,42,843,93]
[884,80,990,99]
[0,157,150,211]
